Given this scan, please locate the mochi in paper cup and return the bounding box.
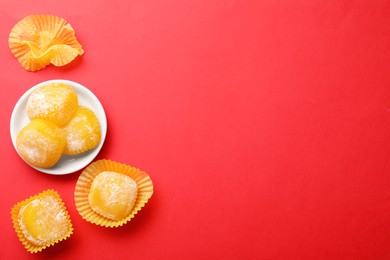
[11,189,73,253]
[75,159,154,227]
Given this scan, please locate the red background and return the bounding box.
[1,0,390,259]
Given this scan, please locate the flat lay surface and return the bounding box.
[0,0,389,259]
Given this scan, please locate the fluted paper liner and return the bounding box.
[11,189,73,253]
[75,159,154,227]
[9,14,84,71]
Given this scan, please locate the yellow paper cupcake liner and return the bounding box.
[75,159,153,227]
[11,189,73,253]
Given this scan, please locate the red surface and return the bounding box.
[1,0,390,259]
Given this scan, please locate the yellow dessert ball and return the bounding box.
[26,83,78,126]
[88,171,138,221]
[16,119,66,168]
[17,193,72,246]
[62,106,101,155]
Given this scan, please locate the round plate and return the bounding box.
[10,79,107,175]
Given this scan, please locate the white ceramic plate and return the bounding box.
[10,79,107,175]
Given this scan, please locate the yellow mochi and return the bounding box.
[16,119,66,168]
[62,106,101,155]
[88,171,138,221]
[26,83,78,126]
[18,194,72,246]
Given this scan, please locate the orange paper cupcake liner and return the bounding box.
[8,14,84,71]
[75,159,154,227]
[11,189,73,253]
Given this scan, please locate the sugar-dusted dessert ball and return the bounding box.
[18,193,71,246]
[16,119,66,168]
[62,106,101,155]
[11,189,73,253]
[26,83,78,126]
[88,171,138,221]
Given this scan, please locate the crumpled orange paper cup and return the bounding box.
[9,14,84,71]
